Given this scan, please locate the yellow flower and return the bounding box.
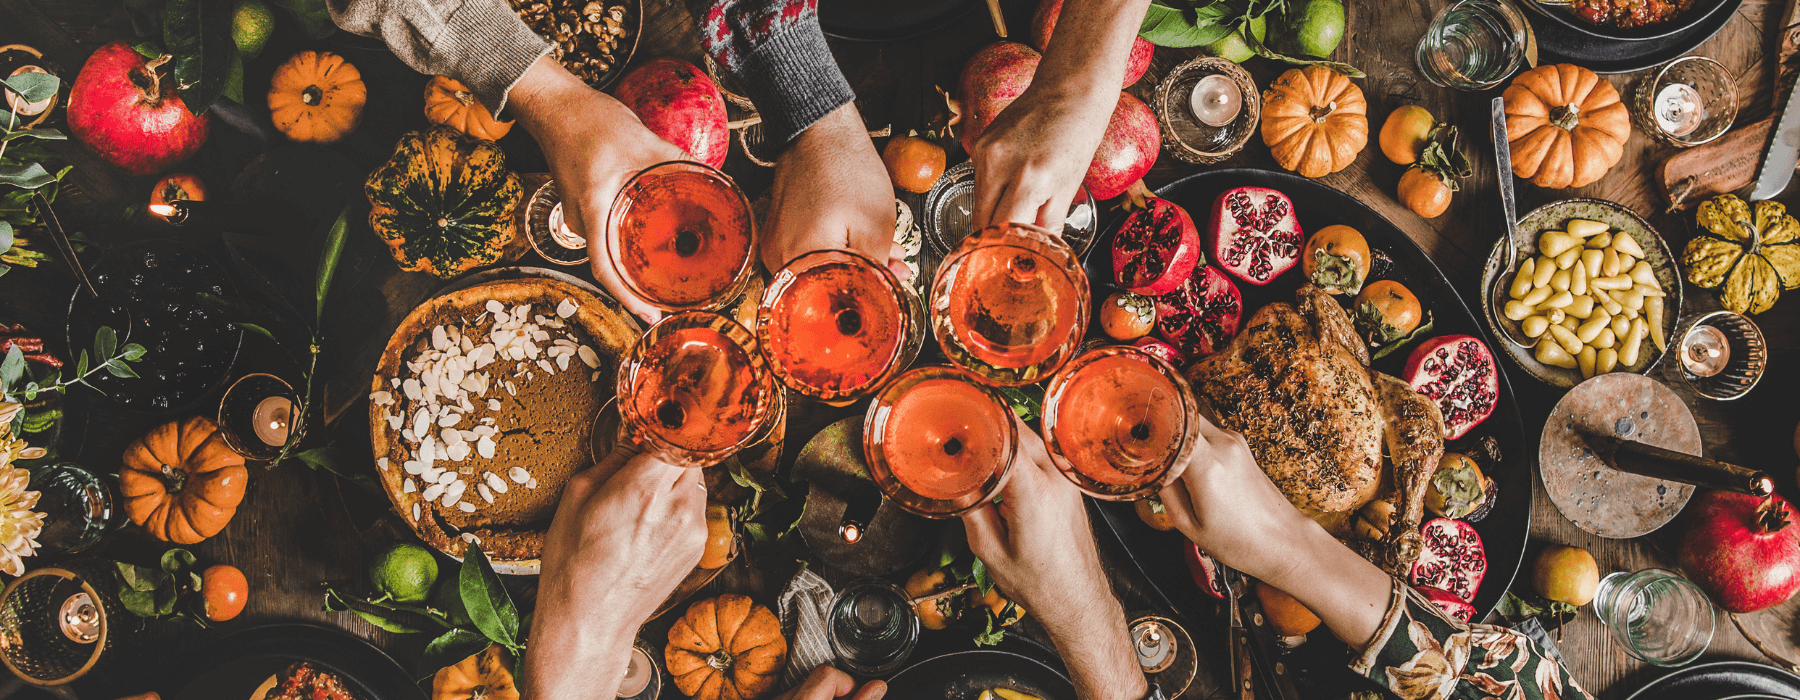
[0,465,44,577]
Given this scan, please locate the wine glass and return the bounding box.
[758,249,924,405]
[617,311,782,467]
[1040,346,1198,500]
[602,161,758,313]
[930,223,1090,387]
[863,366,1016,517]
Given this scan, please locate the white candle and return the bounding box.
[1681,325,1730,377]
[1132,618,1176,673]
[1189,74,1243,127]
[1654,83,1704,137]
[252,396,294,447]
[617,646,653,697]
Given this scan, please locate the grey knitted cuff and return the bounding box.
[733,16,855,147]
[442,0,554,118]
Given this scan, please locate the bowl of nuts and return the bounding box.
[510,0,641,90]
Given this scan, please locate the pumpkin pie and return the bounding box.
[370,278,638,566]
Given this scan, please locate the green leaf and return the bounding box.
[120,343,147,361]
[267,0,337,38]
[75,350,89,379]
[459,545,519,648]
[153,582,178,615]
[1244,30,1367,77]
[314,205,352,325]
[972,557,994,596]
[163,0,238,115]
[94,326,117,363]
[238,322,279,344]
[1,72,58,105]
[294,446,383,494]
[161,548,198,575]
[119,588,158,617]
[0,128,67,143]
[0,222,10,252]
[1138,1,1234,48]
[116,561,165,592]
[132,43,165,59]
[972,612,1005,647]
[419,628,490,680]
[0,164,55,190]
[324,585,448,634]
[103,359,139,379]
[0,345,23,392]
[222,52,244,105]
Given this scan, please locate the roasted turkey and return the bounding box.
[1187,286,1446,574]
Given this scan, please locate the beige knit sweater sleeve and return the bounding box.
[328,0,551,116]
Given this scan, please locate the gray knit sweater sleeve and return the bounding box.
[689,0,856,147]
[328,0,551,116]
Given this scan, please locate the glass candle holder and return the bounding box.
[0,560,130,685]
[1154,57,1261,165]
[864,366,1016,518]
[1592,568,1715,667]
[603,161,758,313]
[1415,0,1528,91]
[921,161,1099,259]
[617,311,781,468]
[827,578,920,677]
[930,223,1091,387]
[526,180,590,267]
[217,373,304,461]
[758,250,924,405]
[1633,56,1737,147]
[1674,311,1767,401]
[1041,346,1198,500]
[27,465,119,557]
[616,641,662,699]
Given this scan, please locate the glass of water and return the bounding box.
[1592,568,1716,667]
[827,578,920,676]
[1415,0,1529,90]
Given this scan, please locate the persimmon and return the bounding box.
[149,173,205,220]
[698,503,735,570]
[904,568,960,630]
[1302,225,1371,296]
[1378,105,1435,166]
[882,135,946,194]
[201,564,248,621]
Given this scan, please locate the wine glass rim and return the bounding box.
[862,365,1018,518]
[601,160,758,313]
[617,311,779,467]
[930,224,1092,386]
[758,249,914,401]
[1039,345,1199,500]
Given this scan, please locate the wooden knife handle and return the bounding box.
[1232,627,1257,700]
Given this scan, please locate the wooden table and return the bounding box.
[2,0,1798,696]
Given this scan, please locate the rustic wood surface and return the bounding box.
[3,0,1800,697]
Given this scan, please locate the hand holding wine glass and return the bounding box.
[763,103,907,280]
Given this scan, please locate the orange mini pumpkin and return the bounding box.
[431,645,519,700]
[424,76,514,141]
[1502,63,1630,189]
[1261,66,1368,179]
[269,51,366,144]
[120,416,247,544]
[665,594,788,700]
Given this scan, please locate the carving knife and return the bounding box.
[1750,78,1800,200]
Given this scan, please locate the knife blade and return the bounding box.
[1222,568,1256,700]
[1751,80,1800,200]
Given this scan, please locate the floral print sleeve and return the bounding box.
[1349,579,1592,700]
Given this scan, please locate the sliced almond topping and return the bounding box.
[509,467,530,484]
[488,399,503,411]
[402,478,416,493]
[371,391,393,405]
[486,300,505,314]
[377,457,390,471]
[558,298,578,318]
[437,470,458,485]
[555,354,571,371]
[477,436,497,459]
[422,482,446,501]
[438,413,462,428]
[413,503,421,521]
[578,345,600,368]
[485,471,508,493]
[432,325,449,351]
[458,502,477,513]
[537,359,555,374]
[478,483,494,503]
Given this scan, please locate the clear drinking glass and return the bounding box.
[758,250,925,405]
[863,366,1016,518]
[28,465,120,557]
[603,161,758,313]
[931,223,1091,387]
[1041,346,1198,500]
[1416,0,1529,90]
[1592,568,1716,666]
[616,311,782,468]
[827,578,919,676]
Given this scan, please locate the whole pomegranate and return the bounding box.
[1084,92,1160,201]
[1207,186,1303,285]
[1678,491,1800,613]
[613,58,729,168]
[956,42,1042,154]
[67,42,210,176]
[1113,196,1202,296]
[1153,264,1241,359]
[1403,335,1498,440]
[1030,0,1154,88]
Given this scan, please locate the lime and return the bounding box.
[370,543,439,604]
[1199,16,1267,64]
[1274,0,1345,59]
[232,0,275,59]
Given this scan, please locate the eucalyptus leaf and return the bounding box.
[103,359,139,379]
[459,545,519,648]
[116,561,164,592]
[120,343,148,361]
[238,322,279,344]
[161,547,198,574]
[75,350,89,379]
[418,628,490,680]
[1,72,58,105]
[314,205,352,325]
[0,164,55,190]
[0,345,24,391]
[94,326,117,363]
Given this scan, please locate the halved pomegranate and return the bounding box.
[1133,337,1186,367]
[1416,584,1477,622]
[1208,186,1303,285]
[1153,265,1242,359]
[1185,543,1227,600]
[1410,518,1487,603]
[1113,196,1203,296]
[1403,335,1499,440]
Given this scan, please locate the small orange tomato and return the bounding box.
[1379,105,1436,166]
[201,564,248,621]
[698,503,735,570]
[1397,167,1452,218]
[1302,225,1371,296]
[976,587,1027,625]
[149,173,206,219]
[1135,496,1175,531]
[1354,280,1424,340]
[1099,292,1156,341]
[904,568,960,630]
[882,136,947,194]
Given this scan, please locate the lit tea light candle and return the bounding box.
[252,395,294,447]
[617,646,654,697]
[547,203,587,250]
[1681,324,1730,377]
[1132,618,1177,673]
[59,591,101,644]
[1189,74,1242,128]
[1654,82,1704,137]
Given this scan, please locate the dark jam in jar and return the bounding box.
[1572,0,1691,28]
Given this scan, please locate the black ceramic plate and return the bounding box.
[883,650,1077,700]
[1521,0,1734,43]
[1624,660,1800,700]
[1530,0,1742,74]
[818,0,978,42]
[1082,168,1532,659]
[169,623,424,700]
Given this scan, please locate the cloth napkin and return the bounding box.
[777,568,837,689]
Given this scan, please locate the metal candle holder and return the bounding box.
[525,180,590,267]
[1672,310,1766,400]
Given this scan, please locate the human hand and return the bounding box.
[525,447,708,696]
[509,55,686,323]
[775,665,887,700]
[961,417,1146,700]
[967,83,1112,236]
[763,103,906,280]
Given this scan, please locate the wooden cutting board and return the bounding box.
[1658,0,1800,209]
